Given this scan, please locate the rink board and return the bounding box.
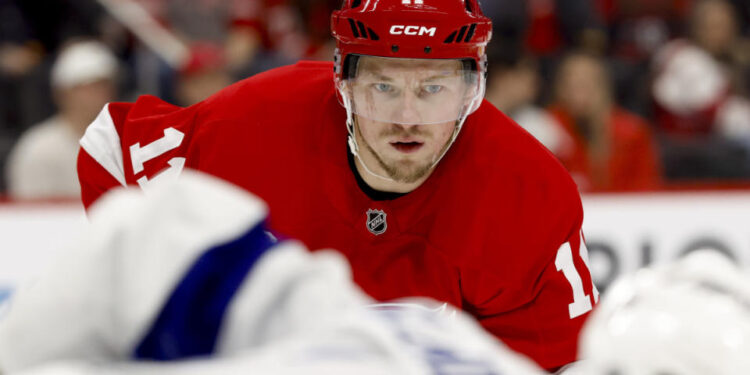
[1,192,749,303]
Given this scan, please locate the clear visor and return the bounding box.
[339,56,484,125]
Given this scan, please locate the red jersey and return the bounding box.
[77,61,597,371]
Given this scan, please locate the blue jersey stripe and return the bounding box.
[134,223,275,360]
[0,288,11,305]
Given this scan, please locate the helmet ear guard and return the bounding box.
[340,54,360,81]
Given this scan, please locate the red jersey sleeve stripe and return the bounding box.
[77,148,122,210]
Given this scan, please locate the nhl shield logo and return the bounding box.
[366,209,387,235]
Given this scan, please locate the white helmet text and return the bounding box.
[389,25,437,37]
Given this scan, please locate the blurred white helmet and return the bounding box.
[652,40,728,116]
[578,251,750,375]
[51,40,118,89]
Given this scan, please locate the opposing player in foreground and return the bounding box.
[572,250,750,375]
[0,171,545,375]
[76,0,597,370]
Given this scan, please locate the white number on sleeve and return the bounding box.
[129,127,186,190]
[555,240,593,319]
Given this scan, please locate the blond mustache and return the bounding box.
[379,124,432,138]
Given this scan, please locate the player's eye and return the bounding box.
[373,83,394,93]
[422,85,443,94]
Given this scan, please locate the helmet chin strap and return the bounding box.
[342,90,395,182]
[340,86,474,185]
[430,109,469,169]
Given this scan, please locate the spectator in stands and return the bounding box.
[592,0,689,118]
[0,0,43,192]
[652,0,738,136]
[485,0,605,56]
[286,0,339,60]
[228,0,339,78]
[651,0,750,180]
[0,1,40,78]
[548,52,662,192]
[5,40,118,200]
[126,0,297,97]
[485,51,574,156]
[486,0,606,105]
[692,0,750,173]
[0,0,116,193]
[175,42,232,106]
[3,0,110,126]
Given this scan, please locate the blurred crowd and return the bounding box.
[486,0,750,192]
[2,0,750,200]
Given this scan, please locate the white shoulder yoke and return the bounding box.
[79,104,127,186]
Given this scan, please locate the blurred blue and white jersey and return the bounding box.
[0,171,544,375]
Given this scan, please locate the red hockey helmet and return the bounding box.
[331,0,492,81]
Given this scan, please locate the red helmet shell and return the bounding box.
[331,0,492,79]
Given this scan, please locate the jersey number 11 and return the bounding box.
[556,232,599,319]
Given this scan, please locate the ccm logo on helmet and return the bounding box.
[389,25,437,37]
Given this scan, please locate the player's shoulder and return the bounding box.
[434,103,583,281]
[82,95,196,149]
[440,102,583,257]
[435,102,582,242]
[459,101,579,202]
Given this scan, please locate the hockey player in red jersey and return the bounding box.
[76,0,597,371]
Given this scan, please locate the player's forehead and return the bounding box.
[357,56,464,79]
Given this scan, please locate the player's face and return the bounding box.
[351,58,468,183]
[354,112,456,184]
